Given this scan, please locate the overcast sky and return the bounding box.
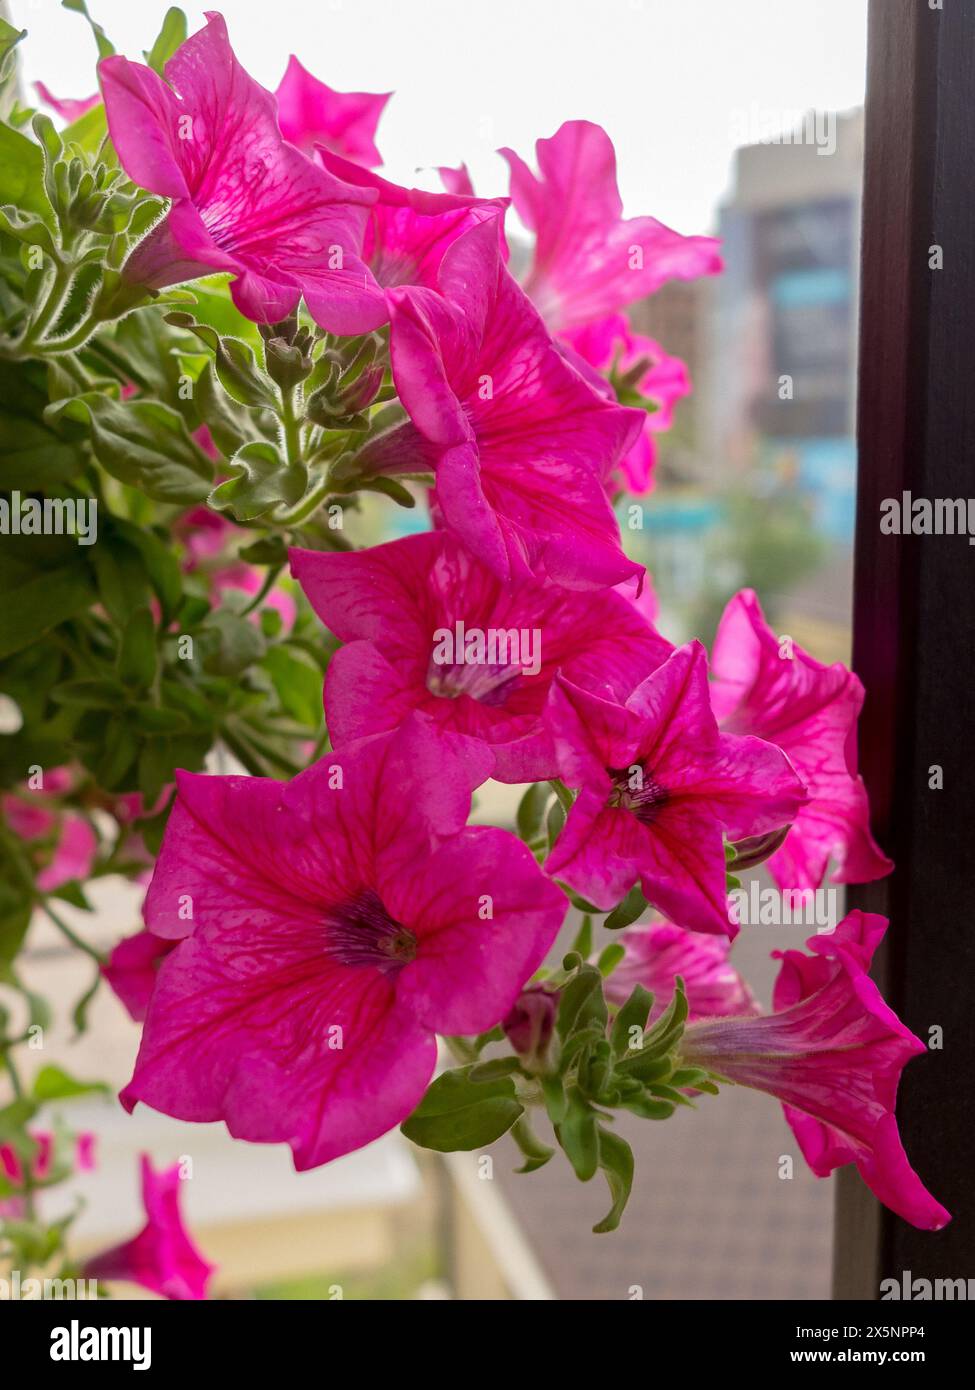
[10,0,868,234]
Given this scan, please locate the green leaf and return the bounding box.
[596,943,625,977]
[592,1127,634,1233]
[117,607,157,689]
[47,395,213,503]
[0,18,26,88]
[401,1066,523,1153]
[516,781,550,843]
[113,519,182,624]
[62,0,115,59]
[144,7,187,72]
[510,1116,555,1174]
[209,441,305,521]
[556,962,607,1040]
[0,123,48,217]
[468,1056,523,1083]
[610,983,654,1060]
[0,555,95,659]
[263,645,322,727]
[31,1065,108,1101]
[555,1087,598,1181]
[199,609,266,678]
[604,883,649,931]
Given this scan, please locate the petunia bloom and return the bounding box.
[605,917,759,1022]
[315,150,507,325]
[34,82,100,123]
[275,55,390,166]
[500,120,722,335]
[710,589,893,891]
[291,529,672,783]
[562,312,691,495]
[99,13,381,331]
[0,1130,97,1219]
[357,217,646,589]
[102,928,176,1022]
[679,911,950,1231]
[82,1155,215,1300]
[121,716,565,1167]
[2,767,97,893]
[545,642,807,932]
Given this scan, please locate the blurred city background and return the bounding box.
[5,0,868,1298]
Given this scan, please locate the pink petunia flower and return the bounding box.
[437,163,476,198]
[99,13,382,331]
[710,589,893,891]
[34,82,100,123]
[605,918,759,1022]
[82,1155,215,1300]
[291,530,672,783]
[563,312,691,495]
[102,928,177,1022]
[121,716,565,1167]
[500,120,722,335]
[275,55,390,166]
[316,149,507,324]
[679,911,950,1231]
[357,217,645,590]
[544,642,807,931]
[0,1131,97,1220]
[3,768,97,893]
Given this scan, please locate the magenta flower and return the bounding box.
[103,929,176,1022]
[544,642,807,931]
[315,150,507,326]
[680,911,950,1230]
[500,120,722,335]
[563,313,691,495]
[3,768,97,892]
[121,717,565,1167]
[606,918,759,1022]
[275,55,390,166]
[82,1155,215,1300]
[358,218,645,589]
[291,530,671,783]
[34,82,100,123]
[99,13,381,331]
[437,163,476,197]
[0,1131,96,1220]
[710,589,893,890]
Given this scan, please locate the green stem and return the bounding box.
[275,478,332,527]
[280,386,303,466]
[41,903,105,965]
[239,563,283,617]
[22,260,73,348]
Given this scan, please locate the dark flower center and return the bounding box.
[607,764,669,825]
[425,655,523,707]
[323,889,417,975]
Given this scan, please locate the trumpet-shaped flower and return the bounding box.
[275,56,389,166]
[545,642,807,931]
[100,13,381,332]
[680,911,950,1231]
[82,1155,215,1300]
[121,717,565,1167]
[291,530,672,782]
[500,121,722,334]
[357,217,645,588]
[710,589,893,890]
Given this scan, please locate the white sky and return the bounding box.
[9,0,868,234]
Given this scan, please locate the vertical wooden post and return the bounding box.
[835,0,975,1297]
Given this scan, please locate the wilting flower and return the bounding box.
[315,150,507,326]
[2,768,97,892]
[562,313,690,495]
[503,986,558,1069]
[34,83,100,123]
[605,918,759,1022]
[710,589,893,890]
[357,218,645,589]
[121,717,565,1167]
[545,642,807,931]
[275,55,390,166]
[291,530,671,782]
[679,911,950,1230]
[103,929,176,1022]
[500,120,722,335]
[82,1155,215,1300]
[100,13,381,331]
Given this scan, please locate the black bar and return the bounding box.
[836,0,975,1297]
